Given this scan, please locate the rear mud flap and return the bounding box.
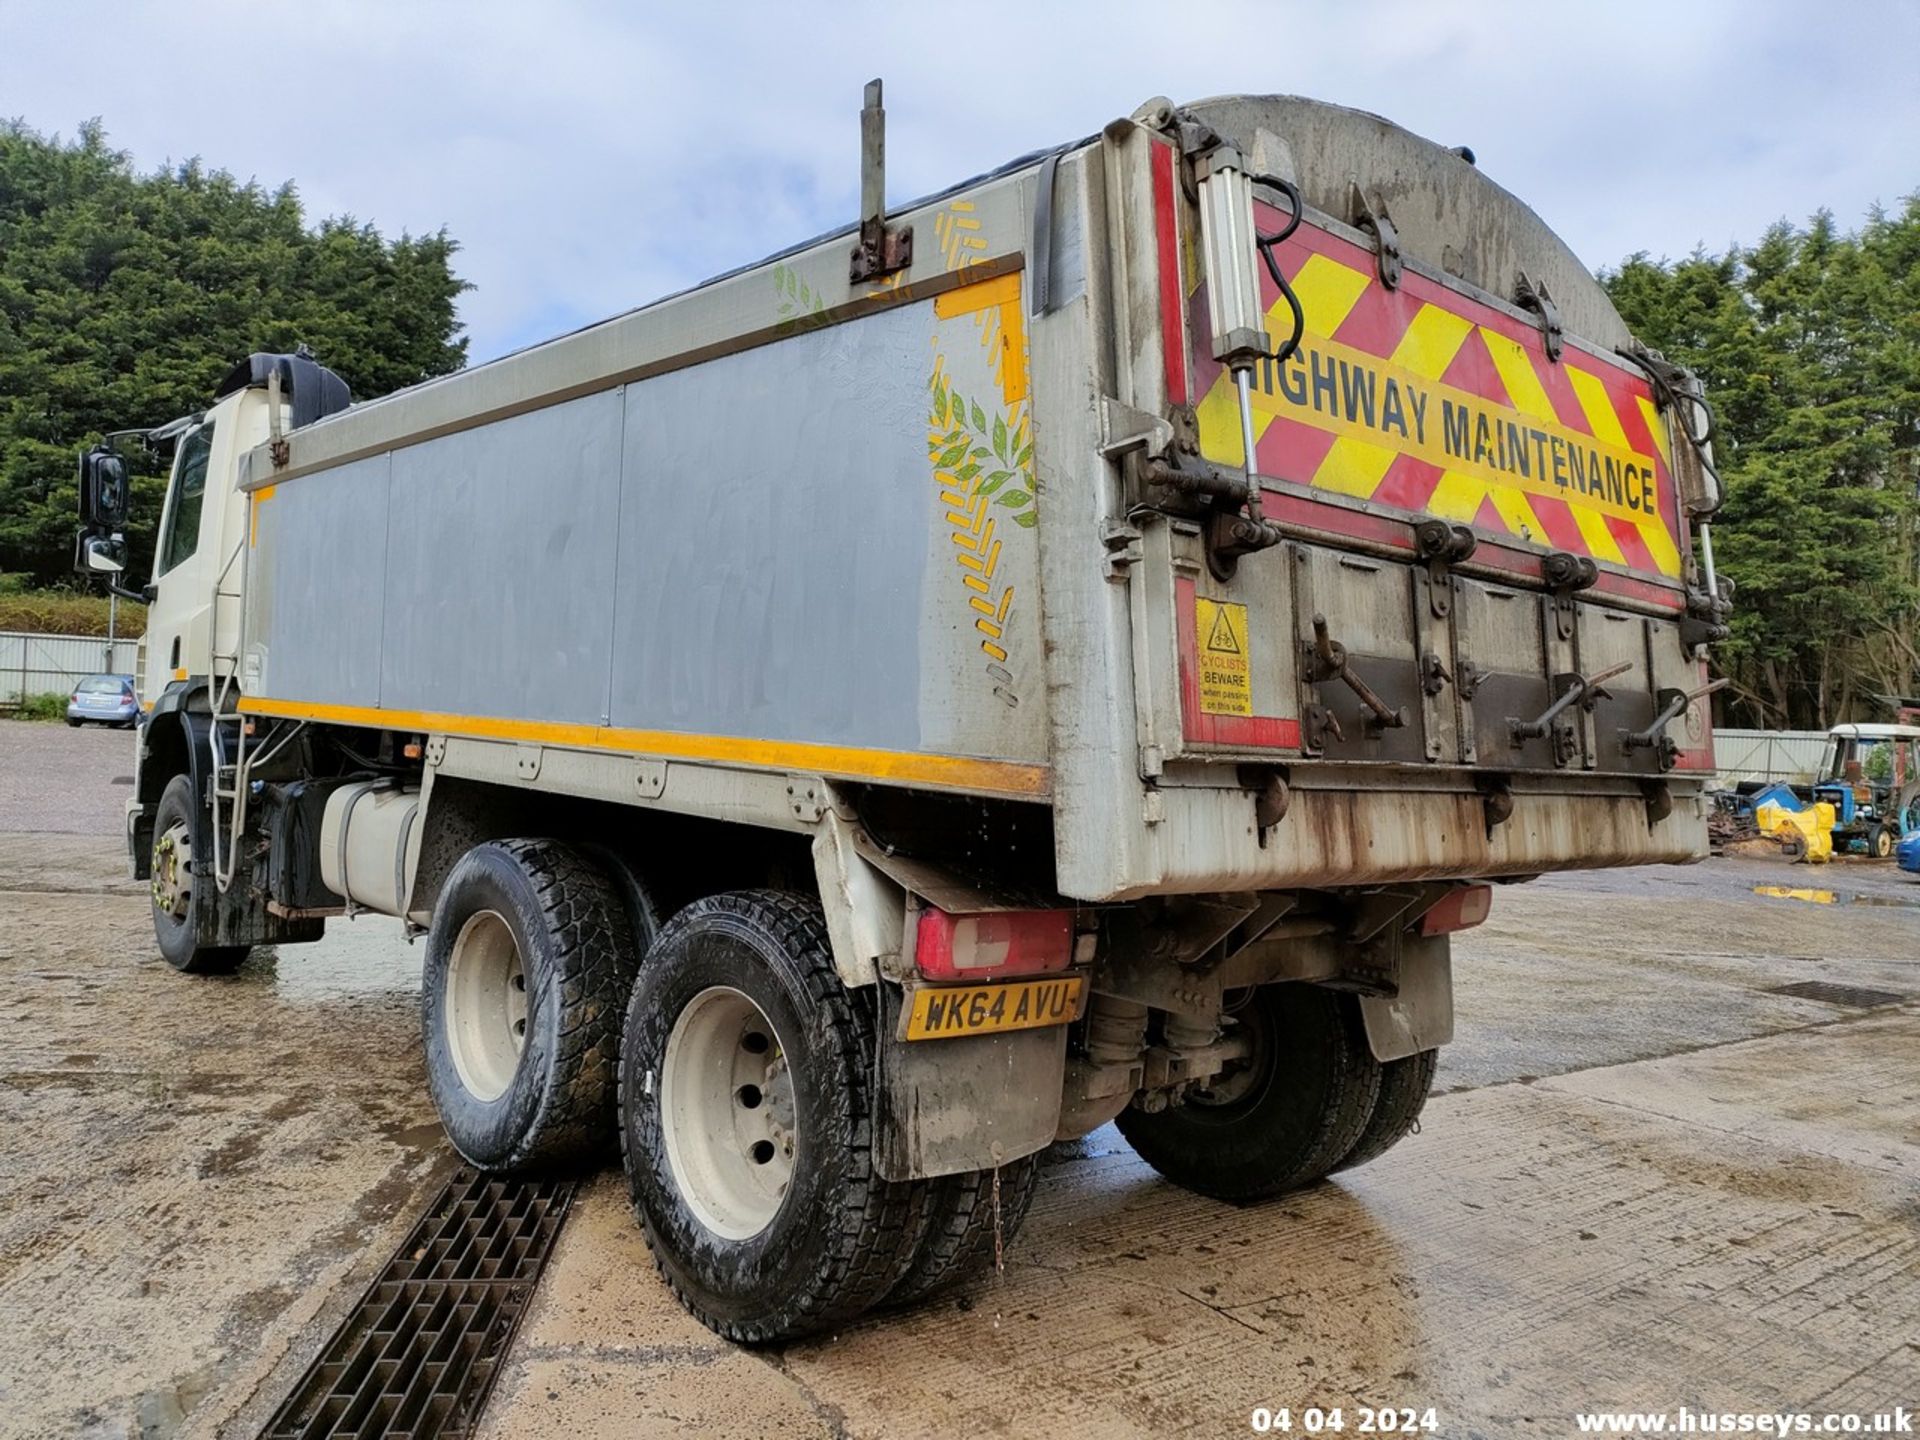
[873,982,1066,1182]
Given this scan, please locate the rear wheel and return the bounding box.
[149,773,250,975]
[1116,983,1381,1201]
[1869,822,1896,859]
[1334,1047,1437,1172]
[888,1156,1040,1309]
[421,839,639,1173]
[618,890,928,1343]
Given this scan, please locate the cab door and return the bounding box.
[142,411,223,703]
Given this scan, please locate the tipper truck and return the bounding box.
[73,87,1728,1342]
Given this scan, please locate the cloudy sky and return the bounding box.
[5,0,1916,365]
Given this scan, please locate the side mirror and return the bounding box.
[80,534,127,574]
[78,446,131,530]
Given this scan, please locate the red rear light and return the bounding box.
[1419,884,1493,936]
[914,907,1074,981]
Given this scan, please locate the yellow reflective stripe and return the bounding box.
[1312,434,1399,499]
[1636,518,1684,577]
[1635,393,1673,470]
[1480,327,1556,421]
[1287,253,1372,342]
[236,697,1051,797]
[1566,365,1632,449]
[1572,505,1629,565]
[1427,470,1486,521]
[1390,306,1476,381]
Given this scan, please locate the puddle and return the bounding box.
[1753,884,1920,910]
[249,915,424,1001]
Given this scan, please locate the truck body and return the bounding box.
[79,91,1726,1340]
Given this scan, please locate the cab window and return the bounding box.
[157,422,215,576]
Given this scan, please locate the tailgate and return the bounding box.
[1107,126,1712,784]
[1187,207,1688,599]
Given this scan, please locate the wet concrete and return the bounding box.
[1,720,1915,1438]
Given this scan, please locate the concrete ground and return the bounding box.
[0,717,1914,1440]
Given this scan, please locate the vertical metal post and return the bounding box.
[860,79,885,230]
[849,79,912,281]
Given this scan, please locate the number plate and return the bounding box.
[903,975,1085,1041]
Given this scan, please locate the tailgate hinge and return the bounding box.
[1348,183,1402,290]
[1542,550,1598,641]
[1413,517,1476,618]
[1513,270,1565,362]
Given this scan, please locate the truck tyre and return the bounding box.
[149,773,250,975]
[1115,983,1381,1202]
[887,1156,1040,1310]
[578,842,680,956]
[1334,1047,1437,1173]
[421,839,639,1173]
[617,890,928,1343]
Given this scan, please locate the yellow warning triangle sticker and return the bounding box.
[1204,606,1240,654]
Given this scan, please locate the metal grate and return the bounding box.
[261,1168,574,1440]
[1767,980,1908,1009]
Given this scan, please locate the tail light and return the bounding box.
[1419,884,1493,936]
[914,907,1074,981]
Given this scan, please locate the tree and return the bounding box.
[1605,199,1920,730]
[0,119,469,586]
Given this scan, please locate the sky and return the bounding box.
[3,0,1916,366]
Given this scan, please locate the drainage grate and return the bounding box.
[1767,980,1908,1009]
[261,1168,574,1440]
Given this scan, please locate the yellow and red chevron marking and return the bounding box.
[1188,215,1684,580]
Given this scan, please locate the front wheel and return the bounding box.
[1116,984,1382,1202]
[149,773,250,975]
[1869,822,1896,859]
[618,891,928,1343]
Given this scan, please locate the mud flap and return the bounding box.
[1358,937,1453,1061]
[872,982,1067,1182]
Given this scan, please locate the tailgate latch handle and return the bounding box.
[1510,660,1634,745]
[1305,614,1409,731]
[1619,678,1731,770]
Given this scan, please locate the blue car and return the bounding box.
[1899,830,1920,876]
[65,674,139,728]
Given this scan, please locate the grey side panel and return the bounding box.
[608,296,1046,763]
[381,391,624,723]
[246,454,390,706]
[610,313,925,750]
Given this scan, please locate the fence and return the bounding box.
[1711,728,1831,786]
[1,630,142,708]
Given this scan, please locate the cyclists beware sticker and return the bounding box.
[1194,598,1252,716]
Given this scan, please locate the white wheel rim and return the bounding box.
[660,986,796,1241]
[445,910,528,1103]
[152,817,192,920]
